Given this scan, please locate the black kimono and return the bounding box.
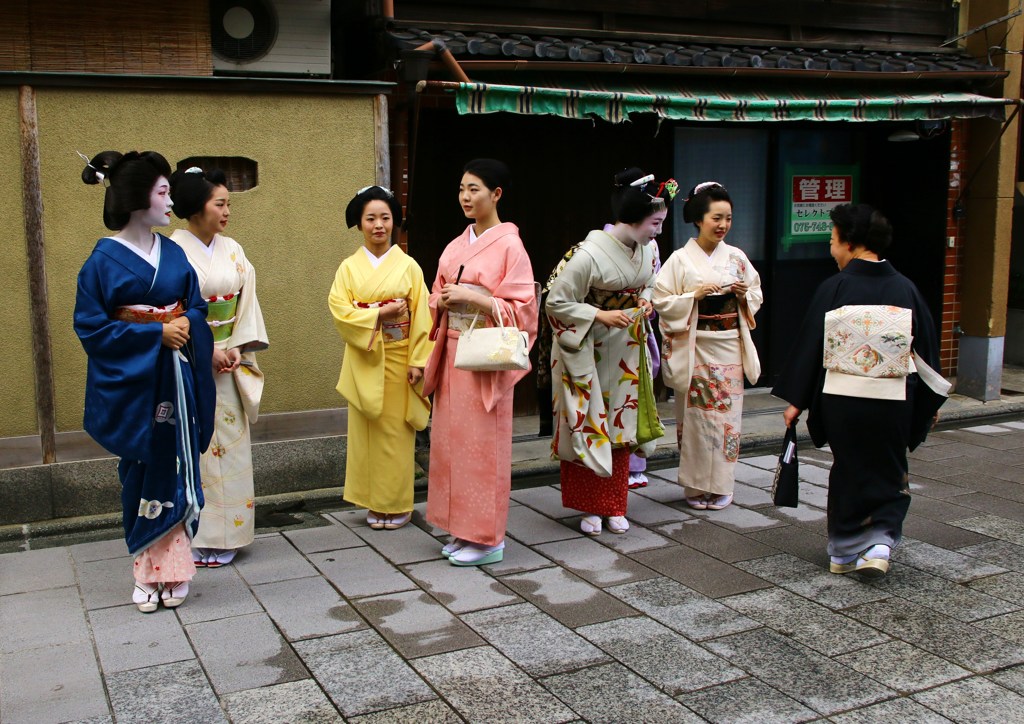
[772,259,947,557]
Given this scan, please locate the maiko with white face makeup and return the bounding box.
[73,150,217,613]
[170,165,269,568]
[652,181,763,513]
[546,167,676,537]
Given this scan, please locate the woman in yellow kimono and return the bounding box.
[170,167,269,567]
[653,182,762,511]
[329,185,433,530]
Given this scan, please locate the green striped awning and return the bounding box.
[453,80,1016,123]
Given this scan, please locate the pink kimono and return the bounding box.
[423,222,538,546]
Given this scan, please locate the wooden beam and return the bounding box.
[374,93,391,188]
[18,84,57,464]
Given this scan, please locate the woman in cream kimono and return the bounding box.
[170,167,268,567]
[547,168,671,536]
[424,159,538,566]
[653,182,761,511]
[329,186,432,531]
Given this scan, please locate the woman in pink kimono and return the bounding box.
[653,182,762,510]
[423,159,538,566]
[546,168,669,536]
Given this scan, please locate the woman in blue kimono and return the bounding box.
[74,150,215,612]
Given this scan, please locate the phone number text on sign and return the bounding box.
[791,175,853,237]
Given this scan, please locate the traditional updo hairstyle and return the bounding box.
[169,166,228,220]
[682,181,732,231]
[344,185,403,229]
[463,158,511,193]
[611,167,666,224]
[81,151,172,230]
[830,203,893,256]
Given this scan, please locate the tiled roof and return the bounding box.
[389,27,1000,74]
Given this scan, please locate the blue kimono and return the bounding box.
[74,234,216,555]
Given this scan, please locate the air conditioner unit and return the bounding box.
[211,0,331,76]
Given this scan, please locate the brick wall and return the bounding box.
[942,120,968,377]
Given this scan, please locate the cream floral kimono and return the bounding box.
[653,238,761,497]
[548,230,658,477]
[171,230,268,549]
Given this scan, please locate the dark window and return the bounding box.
[176,156,258,191]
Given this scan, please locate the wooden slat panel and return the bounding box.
[0,0,30,71]
[27,0,212,76]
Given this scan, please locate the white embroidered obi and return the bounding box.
[447,284,494,333]
[822,304,916,400]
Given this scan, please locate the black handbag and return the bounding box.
[771,426,799,508]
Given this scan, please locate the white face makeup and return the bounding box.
[141,176,173,227]
[632,208,668,245]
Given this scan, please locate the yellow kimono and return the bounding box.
[171,229,269,550]
[328,245,433,513]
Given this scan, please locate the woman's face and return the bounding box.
[360,199,394,246]
[628,208,668,245]
[829,226,855,269]
[140,176,173,227]
[459,172,501,220]
[191,185,230,237]
[696,200,732,244]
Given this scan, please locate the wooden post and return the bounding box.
[19,85,57,464]
[373,94,391,188]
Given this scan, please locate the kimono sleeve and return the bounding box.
[651,249,696,335]
[738,250,763,324]
[328,260,379,351]
[181,263,216,455]
[228,244,269,353]
[545,249,599,351]
[489,236,539,348]
[407,259,433,369]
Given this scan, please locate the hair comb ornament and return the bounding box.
[629,174,656,188]
[185,166,203,174]
[76,150,107,184]
[657,179,680,201]
[356,184,394,197]
[690,181,725,199]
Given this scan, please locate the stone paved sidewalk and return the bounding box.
[3,418,1024,723]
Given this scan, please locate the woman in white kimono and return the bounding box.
[653,182,762,510]
[547,168,670,536]
[170,167,268,567]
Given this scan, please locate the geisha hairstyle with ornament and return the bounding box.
[169,165,228,220]
[345,185,403,229]
[611,167,677,224]
[80,150,172,230]
[682,181,732,229]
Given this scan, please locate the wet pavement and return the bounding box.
[4,417,1024,722]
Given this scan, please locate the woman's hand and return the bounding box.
[596,309,632,328]
[161,321,189,349]
[440,282,485,310]
[379,299,408,321]
[213,348,241,374]
[783,404,801,429]
[694,283,722,301]
[731,280,749,298]
[408,366,424,385]
[638,299,654,319]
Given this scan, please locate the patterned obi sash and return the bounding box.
[113,300,185,324]
[355,298,410,344]
[585,287,641,311]
[697,294,739,331]
[206,292,239,343]
[447,283,493,334]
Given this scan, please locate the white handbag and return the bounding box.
[454,301,530,372]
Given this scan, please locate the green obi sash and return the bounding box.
[206,293,239,343]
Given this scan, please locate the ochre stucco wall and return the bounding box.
[28,88,374,432]
[0,87,39,437]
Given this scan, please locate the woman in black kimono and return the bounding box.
[773,204,949,578]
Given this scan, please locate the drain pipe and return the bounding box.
[411,38,471,83]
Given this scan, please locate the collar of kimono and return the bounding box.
[446,222,519,276]
[843,258,896,276]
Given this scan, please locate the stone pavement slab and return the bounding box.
[308,546,417,599]
[282,518,365,552]
[541,662,702,723]
[866,562,1018,622]
[292,630,435,717]
[352,516,448,565]
[631,544,771,598]
[951,514,1024,545]
[221,679,342,723]
[576,616,745,694]
[960,539,1024,571]
[678,676,818,724]
[187,611,307,694]
[231,534,319,585]
[460,602,610,677]
[413,646,577,723]
[352,589,484,658]
[78,555,135,611]
[506,504,580,545]
[402,559,521,613]
[251,575,366,641]
[828,697,953,723]
[347,699,464,723]
[912,676,1024,722]
[735,553,889,609]
[534,537,660,588]
[0,585,90,653]
[594,520,678,554]
[500,566,638,628]
[0,641,109,724]
[89,603,194,673]
[834,640,971,694]
[0,547,75,595]
[656,518,778,563]
[174,565,264,624]
[480,537,555,575]
[511,484,574,519]
[105,659,224,724]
